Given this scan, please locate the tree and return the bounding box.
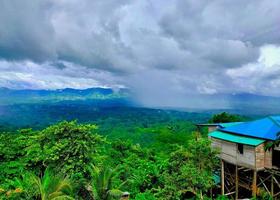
[0,129,36,187]
[90,166,123,200]
[158,136,219,199]
[108,140,166,198]
[265,131,280,151]
[209,112,245,123]
[29,121,104,179]
[10,168,74,200]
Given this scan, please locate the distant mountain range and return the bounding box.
[0,88,280,115]
[0,87,130,105]
[178,93,280,116]
[0,87,280,130]
[227,93,280,115]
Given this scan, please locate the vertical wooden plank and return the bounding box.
[235,165,238,200]
[271,173,274,198]
[252,170,257,197]
[221,160,225,195]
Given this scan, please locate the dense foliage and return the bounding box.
[0,119,219,199]
[0,104,210,132]
[208,112,247,123]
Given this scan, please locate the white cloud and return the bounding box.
[0,0,280,107]
[226,45,280,96]
[0,60,123,89]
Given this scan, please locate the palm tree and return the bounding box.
[90,166,124,200]
[16,168,74,200]
[264,130,280,151]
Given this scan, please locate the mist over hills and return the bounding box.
[1,87,280,116]
[0,87,279,133]
[183,93,280,116]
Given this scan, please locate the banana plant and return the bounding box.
[89,166,124,200]
[14,168,75,200]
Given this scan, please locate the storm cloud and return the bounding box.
[0,0,280,107]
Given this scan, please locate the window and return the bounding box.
[272,150,280,168]
[238,143,244,154]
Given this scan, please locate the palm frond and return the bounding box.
[90,166,126,200]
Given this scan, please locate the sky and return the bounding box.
[0,0,280,107]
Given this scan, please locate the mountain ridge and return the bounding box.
[0,87,130,105]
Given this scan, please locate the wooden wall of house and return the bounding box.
[211,137,222,149]
[255,143,272,169]
[237,145,255,168]
[220,140,238,165]
[210,137,275,171]
[264,150,272,168]
[255,144,264,169]
[210,137,259,169]
[264,143,272,169]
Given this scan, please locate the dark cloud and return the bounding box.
[158,0,274,69]
[226,45,280,96]
[0,0,56,61]
[0,0,280,107]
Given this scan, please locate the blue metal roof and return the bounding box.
[218,122,244,128]
[219,116,280,141]
[196,122,243,128]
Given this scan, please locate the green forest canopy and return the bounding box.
[0,112,244,199]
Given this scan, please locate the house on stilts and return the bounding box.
[198,116,280,199]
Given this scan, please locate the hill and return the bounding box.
[0,87,130,105]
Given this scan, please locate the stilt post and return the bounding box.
[252,170,257,197]
[235,165,238,200]
[221,159,225,195]
[271,173,274,198]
